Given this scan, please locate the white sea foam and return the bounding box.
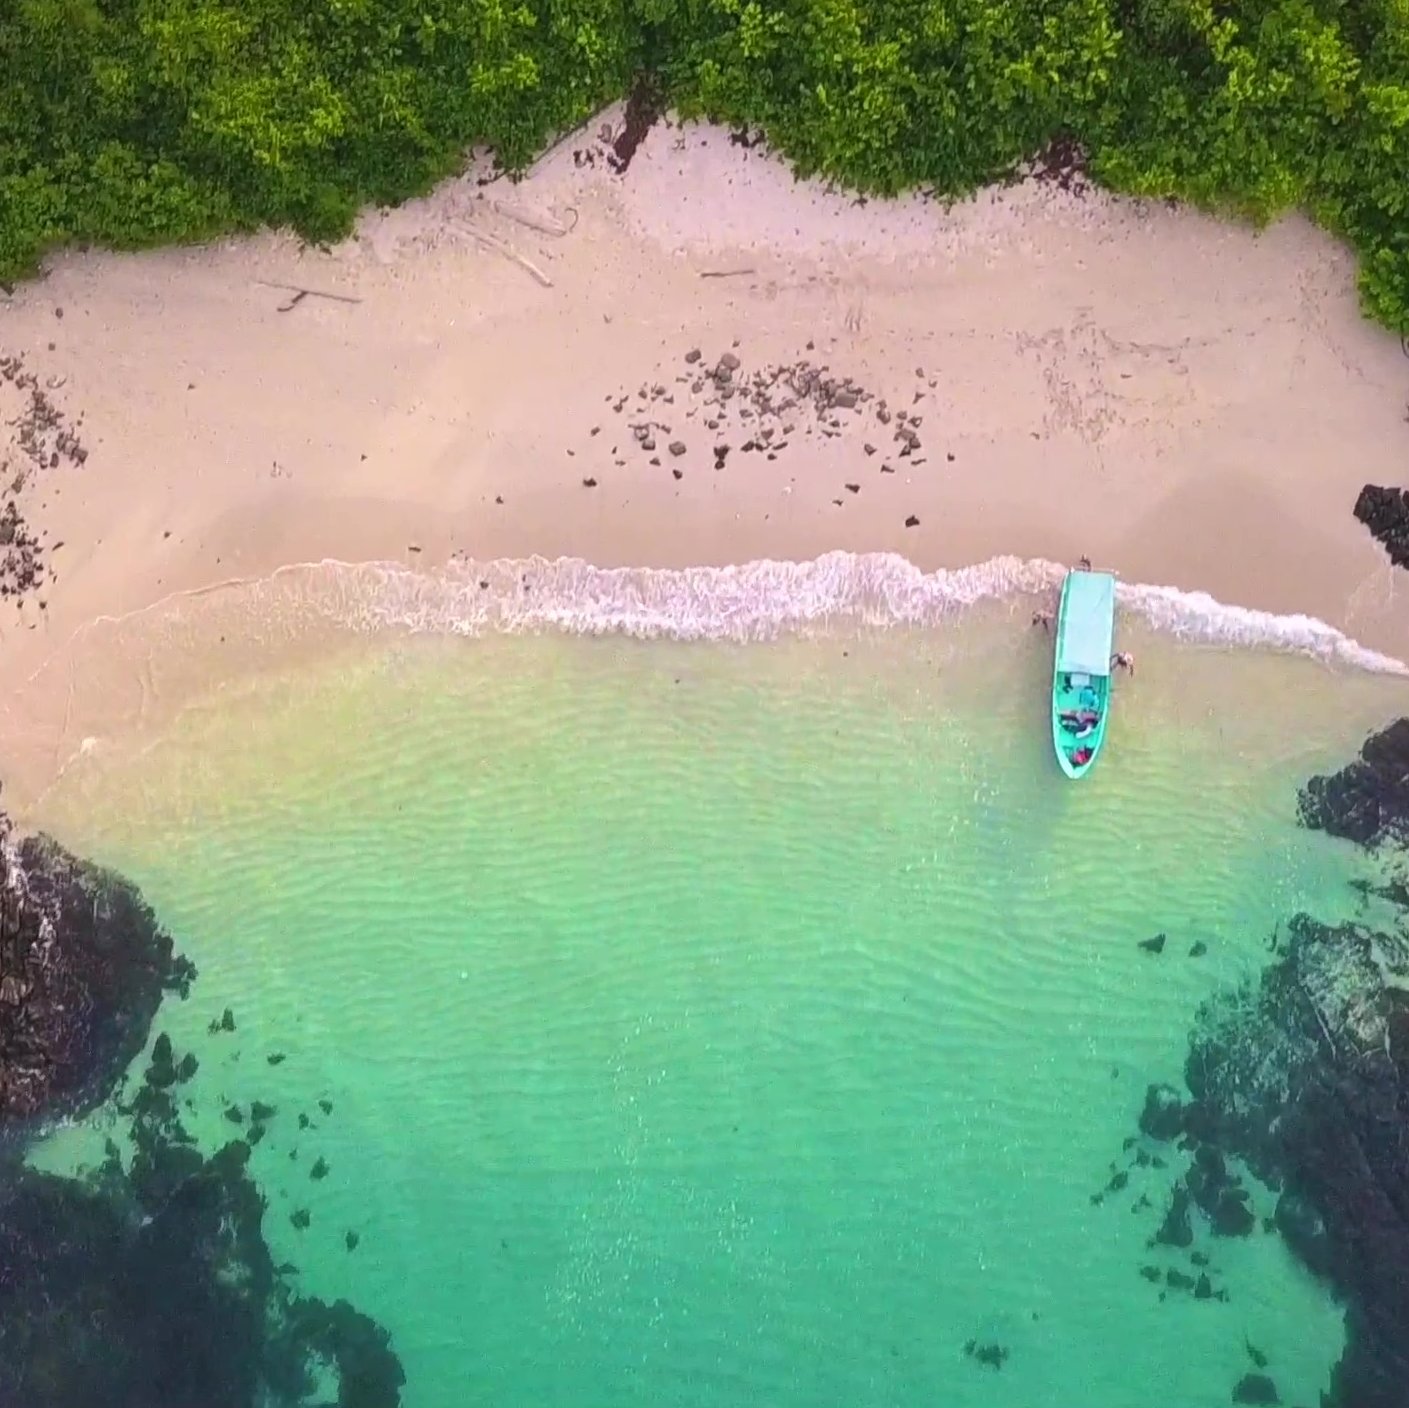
[1118,581,1408,676]
[328,552,1057,641]
[275,551,1407,675]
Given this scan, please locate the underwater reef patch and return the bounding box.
[1121,719,1409,1408]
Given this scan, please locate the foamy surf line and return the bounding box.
[297,551,1405,675]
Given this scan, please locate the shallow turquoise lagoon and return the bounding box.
[28,608,1401,1408]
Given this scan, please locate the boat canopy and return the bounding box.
[1057,571,1116,677]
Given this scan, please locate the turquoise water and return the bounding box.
[23,593,1403,1408]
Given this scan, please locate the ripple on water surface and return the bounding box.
[26,616,1400,1408]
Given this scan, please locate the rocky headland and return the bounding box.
[0,813,404,1407]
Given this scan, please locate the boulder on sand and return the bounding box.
[1353,484,1409,569]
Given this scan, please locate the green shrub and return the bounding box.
[0,0,1405,330]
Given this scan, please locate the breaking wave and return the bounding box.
[268,551,1405,674]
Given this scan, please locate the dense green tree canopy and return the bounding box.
[2,0,1406,329]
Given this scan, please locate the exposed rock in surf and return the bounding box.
[1298,718,1409,847]
[1353,485,1409,570]
[0,820,193,1126]
[1139,933,1167,955]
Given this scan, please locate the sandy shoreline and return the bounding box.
[1,113,1407,728]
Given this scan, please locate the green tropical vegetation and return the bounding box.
[1,0,1406,330]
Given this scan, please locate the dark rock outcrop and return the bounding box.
[0,821,194,1126]
[1354,485,1409,570]
[1298,718,1409,848]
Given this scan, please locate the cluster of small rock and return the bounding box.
[0,500,46,600]
[581,346,938,521]
[0,349,85,605]
[202,1005,356,1245]
[0,351,87,484]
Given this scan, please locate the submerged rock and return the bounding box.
[1139,1083,1186,1142]
[1153,1184,1194,1248]
[1232,1372,1280,1404]
[0,820,194,1125]
[963,1339,1008,1370]
[1209,1188,1256,1238]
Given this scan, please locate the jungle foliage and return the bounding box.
[1,0,1407,329]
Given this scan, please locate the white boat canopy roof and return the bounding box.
[1057,571,1116,677]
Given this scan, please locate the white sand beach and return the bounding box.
[1,110,1407,736]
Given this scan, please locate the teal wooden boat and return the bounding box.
[1051,569,1116,779]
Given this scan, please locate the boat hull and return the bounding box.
[1051,570,1116,778]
